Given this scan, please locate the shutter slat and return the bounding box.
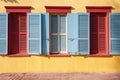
[0,13,8,54]
[28,13,41,55]
[110,13,120,54]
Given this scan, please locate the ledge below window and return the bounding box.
[8,53,30,57]
[87,54,111,57]
[48,54,70,57]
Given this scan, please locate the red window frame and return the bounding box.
[86,6,112,56]
[5,6,31,57]
[45,6,72,57]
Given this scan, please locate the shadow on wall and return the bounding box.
[1,0,19,3]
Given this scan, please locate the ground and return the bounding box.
[0,72,120,80]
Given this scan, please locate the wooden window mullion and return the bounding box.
[58,15,60,53]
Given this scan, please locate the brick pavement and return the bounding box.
[0,72,120,80]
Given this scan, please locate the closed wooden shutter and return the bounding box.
[90,14,98,54]
[0,13,8,54]
[90,13,106,54]
[8,13,27,54]
[19,14,27,53]
[110,13,120,54]
[98,14,106,53]
[9,14,19,54]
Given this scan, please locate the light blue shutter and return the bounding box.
[0,13,8,55]
[68,13,89,55]
[78,13,90,55]
[41,13,49,55]
[28,13,41,55]
[68,13,78,55]
[110,13,120,55]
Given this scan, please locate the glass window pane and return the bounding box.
[51,36,58,51]
[51,15,58,33]
[60,35,66,51]
[60,15,66,33]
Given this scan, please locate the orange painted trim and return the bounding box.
[45,6,72,13]
[86,6,112,13]
[5,6,31,13]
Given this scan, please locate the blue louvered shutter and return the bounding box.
[68,13,89,55]
[0,13,8,55]
[110,13,120,55]
[28,13,41,55]
[41,13,49,55]
[78,13,90,55]
[68,13,78,55]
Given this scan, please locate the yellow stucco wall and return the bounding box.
[1,56,120,72]
[0,0,120,72]
[0,0,120,12]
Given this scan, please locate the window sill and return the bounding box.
[48,54,70,57]
[87,54,111,57]
[8,53,30,57]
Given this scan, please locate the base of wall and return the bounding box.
[0,56,120,72]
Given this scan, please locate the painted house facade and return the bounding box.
[0,0,120,72]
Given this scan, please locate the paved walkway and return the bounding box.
[0,72,120,80]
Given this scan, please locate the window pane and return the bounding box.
[51,36,58,51]
[60,15,66,33]
[51,15,58,33]
[60,35,66,51]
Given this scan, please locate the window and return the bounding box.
[5,6,31,56]
[45,6,71,56]
[8,13,27,54]
[86,6,112,56]
[90,13,107,55]
[50,14,67,54]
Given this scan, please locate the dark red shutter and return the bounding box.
[8,13,27,54]
[9,14,19,54]
[19,14,27,53]
[90,13,106,54]
[90,14,98,54]
[98,14,106,53]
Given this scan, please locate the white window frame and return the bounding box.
[50,14,67,54]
